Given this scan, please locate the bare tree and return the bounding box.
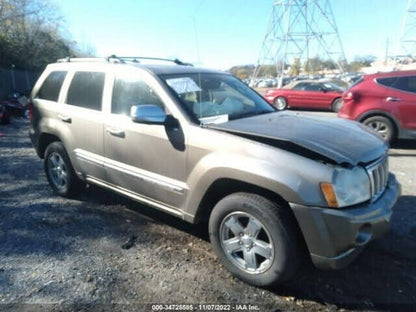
[0,0,76,71]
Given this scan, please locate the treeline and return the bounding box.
[0,0,90,72]
[228,55,376,80]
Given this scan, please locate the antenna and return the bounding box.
[252,0,346,87]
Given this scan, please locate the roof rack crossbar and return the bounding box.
[57,57,107,63]
[107,55,193,66]
[57,55,193,66]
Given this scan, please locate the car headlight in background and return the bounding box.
[320,166,371,208]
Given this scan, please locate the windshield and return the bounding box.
[160,73,275,124]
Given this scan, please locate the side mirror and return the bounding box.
[319,87,327,93]
[130,105,166,124]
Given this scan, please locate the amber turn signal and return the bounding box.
[320,182,339,208]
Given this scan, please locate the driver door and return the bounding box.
[103,69,187,209]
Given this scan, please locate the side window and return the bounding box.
[36,71,67,101]
[377,77,396,88]
[293,83,306,90]
[405,77,416,93]
[378,76,416,93]
[303,83,320,91]
[66,72,105,111]
[112,74,163,115]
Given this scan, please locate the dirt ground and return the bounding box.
[0,117,415,312]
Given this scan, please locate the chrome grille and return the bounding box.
[366,157,389,202]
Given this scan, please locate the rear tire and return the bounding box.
[362,116,395,143]
[274,97,287,111]
[331,98,342,112]
[44,141,85,197]
[209,193,302,287]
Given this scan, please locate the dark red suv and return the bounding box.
[338,70,416,142]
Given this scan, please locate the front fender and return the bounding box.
[183,150,333,218]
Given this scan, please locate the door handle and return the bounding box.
[106,128,125,138]
[58,114,72,123]
[386,97,401,102]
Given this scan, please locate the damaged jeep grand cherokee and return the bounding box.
[29,56,400,287]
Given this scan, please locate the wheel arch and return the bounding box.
[194,178,293,224]
[38,133,61,159]
[357,110,400,137]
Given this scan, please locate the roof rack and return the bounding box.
[57,57,108,63]
[107,55,193,66]
[57,55,193,66]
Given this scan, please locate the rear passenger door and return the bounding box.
[58,70,108,181]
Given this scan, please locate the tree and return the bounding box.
[290,58,300,76]
[346,55,376,72]
[303,57,324,74]
[322,59,337,70]
[0,0,82,71]
[228,65,254,80]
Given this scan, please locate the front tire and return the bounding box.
[44,141,85,197]
[274,97,287,111]
[362,115,395,143]
[208,193,301,287]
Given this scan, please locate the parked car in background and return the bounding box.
[1,90,30,117]
[0,102,10,124]
[338,70,416,143]
[264,80,344,112]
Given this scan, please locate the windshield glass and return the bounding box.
[160,73,275,124]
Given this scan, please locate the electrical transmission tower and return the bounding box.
[400,0,416,56]
[252,0,346,86]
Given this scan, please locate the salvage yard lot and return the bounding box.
[0,115,415,311]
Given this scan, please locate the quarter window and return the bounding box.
[112,74,163,115]
[36,71,67,101]
[66,72,105,111]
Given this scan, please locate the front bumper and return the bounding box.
[290,173,400,270]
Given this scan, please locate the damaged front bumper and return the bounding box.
[290,173,400,270]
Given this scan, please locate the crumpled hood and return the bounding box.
[206,112,388,166]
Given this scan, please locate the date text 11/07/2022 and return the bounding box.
[150,304,261,311]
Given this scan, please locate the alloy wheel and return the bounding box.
[47,152,68,190]
[219,211,274,274]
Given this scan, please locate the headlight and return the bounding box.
[320,166,371,208]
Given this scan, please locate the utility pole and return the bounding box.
[252,0,346,87]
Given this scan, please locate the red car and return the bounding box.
[264,80,344,112]
[0,102,10,124]
[338,70,416,142]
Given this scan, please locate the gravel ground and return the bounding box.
[0,117,415,312]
